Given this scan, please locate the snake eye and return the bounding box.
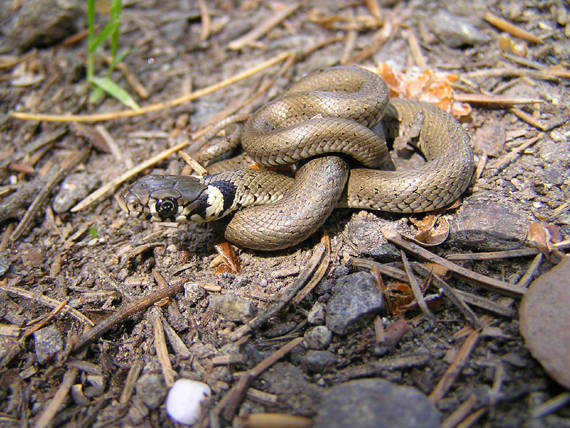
[156,197,178,220]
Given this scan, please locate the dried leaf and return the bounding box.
[375,63,471,117]
[529,223,551,255]
[410,216,450,246]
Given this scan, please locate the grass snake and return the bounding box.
[123,66,474,250]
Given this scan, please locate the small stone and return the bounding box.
[307,302,326,325]
[429,10,490,48]
[271,266,300,278]
[135,373,166,410]
[303,326,332,350]
[0,253,11,276]
[52,173,100,213]
[184,282,205,305]
[208,294,255,322]
[301,350,338,373]
[33,325,63,364]
[370,243,401,262]
[315,378,441,428]
[166,379,211,426]
[326,272,384,335]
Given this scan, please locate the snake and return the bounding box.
[123,66,474,250]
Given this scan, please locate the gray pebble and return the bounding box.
[0,253,10,277]
[33,325,63,364]
[326,272,384,335]
[184,282,205,305]
[208,294,255,322]
[429,10,490,48]
[304,326,332,350]
[315,378,441,428]
[307,302,326,325]
[135,373,166,410]
[301,350,338,373]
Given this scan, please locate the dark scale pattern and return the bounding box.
[209,180,237,214]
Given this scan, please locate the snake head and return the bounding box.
[121,175,208,222]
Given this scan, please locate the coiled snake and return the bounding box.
[123,66,474,250]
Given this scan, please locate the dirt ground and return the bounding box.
[0,0,569,427]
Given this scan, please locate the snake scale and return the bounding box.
[123,66,474,250]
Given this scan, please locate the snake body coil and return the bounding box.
[124,66,474,250]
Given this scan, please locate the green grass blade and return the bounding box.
[110,0,123,62]
[91,76,140,110]
[91,19,119,53]
[87,0,95,82]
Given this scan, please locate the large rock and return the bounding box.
[316,378,441,428]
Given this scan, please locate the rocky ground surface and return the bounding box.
[0,1,569,427]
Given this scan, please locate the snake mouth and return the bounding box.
[120,190,148,219]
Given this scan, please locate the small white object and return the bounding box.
[166,379,211,425]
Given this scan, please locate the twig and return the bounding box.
[22,299,69,337]
[327,353,431,383]
[530,392,570,418]
[33,368,78,428]
[364,0,383,22]
[447,247,541,261]
[482,11,543,44]
[428,330,480,404]
[452,289,515,318]
[150,307,175,387]
[442,393,478,428]
[159,312,192,358]
[508,107,546,130]
[1,286,94,326]
[516,253,543,288]
[381,229,526,297]
[340,29,357,65]
[401,250,433,319]
[411,263,483,328]
[10,147,90,241]
[179,151,208,176]
[453,93,543,106]
[71,275,184,353]
[488,133,544,169]
[292,233,330,304]
[103,56,149,99]
[403,30,426,70]
[191,113,249,150]
[501,52,547,70]
[228,4,299,50]
[119,360,143,405]
[214,337,303,421]
[11,51,293,123]
[464,68,558,82]
[197,0,211,41]
[346,23,395,64]
[229,243,326,341]
[0,128,66,170]
[301,35,346,59]
[457,409,486,428]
